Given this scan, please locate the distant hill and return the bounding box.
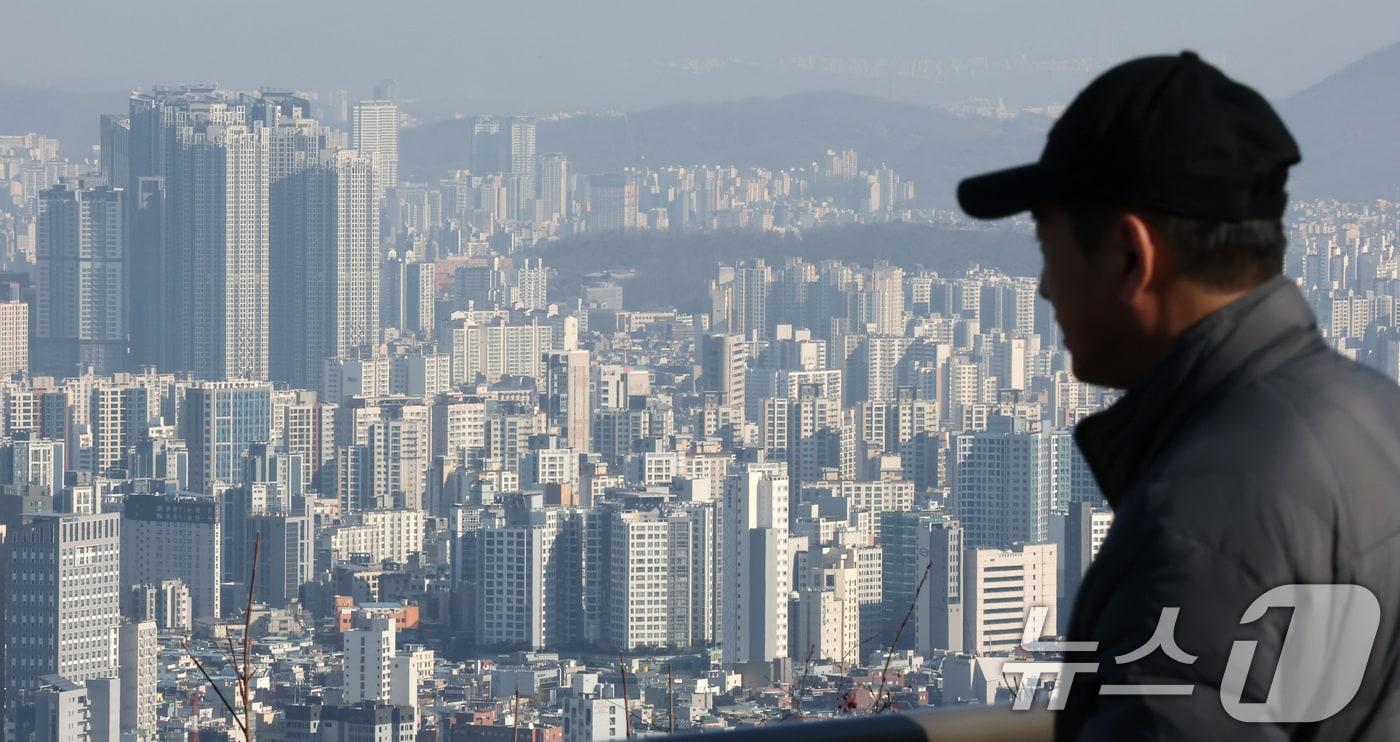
[400,92,1052,207]
[400,50,1400,207]
[9,46,1399,207]
[1281,42,1400,202]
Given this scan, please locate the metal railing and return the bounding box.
[670,707,1052,741]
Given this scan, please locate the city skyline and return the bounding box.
[0,9,1396,742]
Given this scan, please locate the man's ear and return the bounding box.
[1115,212,1161,305]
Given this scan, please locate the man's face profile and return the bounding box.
[1034,205,1133,387]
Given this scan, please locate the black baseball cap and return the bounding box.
[957,51,1300,222]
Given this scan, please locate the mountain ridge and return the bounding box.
[1280,40,1400,201]
[400,91,1052,207]
[4,38,1400,206]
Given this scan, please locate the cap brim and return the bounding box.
[957,163,1055,220]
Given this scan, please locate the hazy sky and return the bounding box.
[2,0,1397,114]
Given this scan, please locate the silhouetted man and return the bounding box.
[959,51,1400,740]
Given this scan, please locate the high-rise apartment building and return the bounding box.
[962,542,1057,654]
[345,615,396,704]
[351,100,399,199]
[170,116,270,379]
[850,335,915,404]
[89,383,149,474]
[721,463,790,667]
[587,504,713,651]
[593,365,649,411]
[865,263,905,336]
[126,88,263,377]
[545,350,591,453]
[508,118,537,186]
[468,504,584,650]
[588,174,637,232]
[128,580,193,633]
[4,513,122,718]
[538,153,569,220]
[467,116,504,173]
[0,299,28,377]
[900,516,965,654]
[381,254,435,338]
[99,113,131,188]
[272,149,380,388]
[793,547,862,665]
[118,619,158,738]
[249,513,315,608]
[2,434,66,495]
[274,390,338,494]
[591,406,649,465]
[121,494,222,620]
[785,394,848,484]
[123,92,163,366]
[701,334,747,416]
[126,177,164,369]
[949,415,1052,549]
[732,260,773,340]
[602,507,677,650]
[467,116,536,184]
[179,380,272,494]
[35,184,126,375]
[322,508,426,564]
[514,257,548,311]
[32,676,101,742]
[452,320,555,385]
[1061,502,1113,632]
[361,413,430,511]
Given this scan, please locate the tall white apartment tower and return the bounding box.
[344,615,396,704]
[721,462,790,667]
[732,259,772,340]
[508,117,537,184]
[472,507,584,650]
[351,100,399,201]
[600,509,674,650]
[794,549,862,665]
[538,153,569,220]
[514,257,548,311]
[118,619,158,738]
[0,298,27,377]
[866,263,905,336]
[89,383,149,475]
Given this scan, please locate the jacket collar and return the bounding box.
[1073,275,1325,508]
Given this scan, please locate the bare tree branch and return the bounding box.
[873,559,932,715]
[184,640,246,736]
[512,687,521,742]
[667,663,676,734]
[184,532,261,740]
[619,652,634,738]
